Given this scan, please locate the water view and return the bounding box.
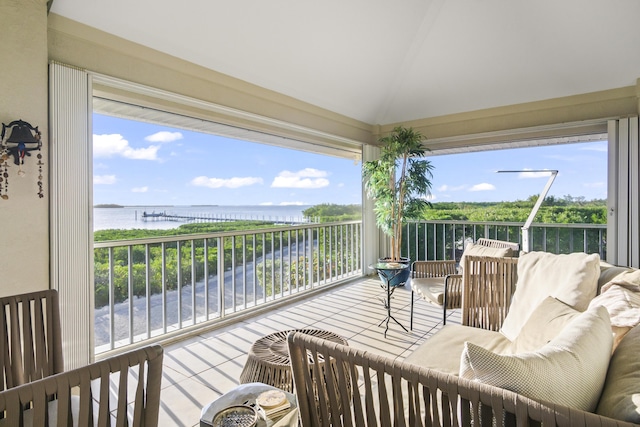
[93,205,313,231]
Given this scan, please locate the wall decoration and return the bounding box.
[0,119,44,199]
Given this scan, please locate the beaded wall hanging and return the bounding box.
[0,119,44,199]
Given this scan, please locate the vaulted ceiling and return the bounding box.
[50,0,640,127]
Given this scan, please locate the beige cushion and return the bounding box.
[411,277,446,305]
[404,324,512,375]
[460,305,612,412]
[597,261,632,294]
[458,242,514,273]
[511,296,579,353]
[500,251,600,341]
[590,269,640,327]
[589,268,640,351]
[596,323,640,422]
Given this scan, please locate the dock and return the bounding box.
[140,211,315,225]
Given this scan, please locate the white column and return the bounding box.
[608,117,640,267]
[49,62,94,368]
[362,144,383,272]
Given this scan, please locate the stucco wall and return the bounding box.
[0,0,49,296]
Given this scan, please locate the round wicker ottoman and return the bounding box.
[239,328,348,393]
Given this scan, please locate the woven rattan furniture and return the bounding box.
[0,345,163,426]
[287,256,640,426]
[410,237,519,328]
[239,328,348,393]
[0,289,63,390]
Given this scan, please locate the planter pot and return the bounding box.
[377,257,411,287]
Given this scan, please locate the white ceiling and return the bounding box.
[50,0,640,126]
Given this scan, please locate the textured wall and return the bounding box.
[0,0,50,295]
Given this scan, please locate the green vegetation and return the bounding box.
[94,221,278,242]
[302,203,361,222]
[421,195,606,224]
[94,221,283,307]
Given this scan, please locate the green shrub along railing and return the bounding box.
[93,221,362,353]
[403,220,606,262]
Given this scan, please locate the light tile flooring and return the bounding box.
[158,276,458,426]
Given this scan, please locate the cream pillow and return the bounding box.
[588,269,640,352]
[458,242,513,273]
[500,251,600,341]
[597,261,632,293]
[511,296,579,353]
[460,305,612,412]
[596,323,640,422]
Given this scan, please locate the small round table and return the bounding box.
[239,328,348,393]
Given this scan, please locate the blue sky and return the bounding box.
[93,114,607,206]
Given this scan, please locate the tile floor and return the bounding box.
[158,276,459,426]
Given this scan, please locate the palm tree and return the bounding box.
[363,126,434,261]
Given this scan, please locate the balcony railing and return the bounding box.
[93,221,362,354]
[93,219,605,355]
[403,220,606,261]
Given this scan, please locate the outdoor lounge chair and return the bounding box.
[410,238,519,327]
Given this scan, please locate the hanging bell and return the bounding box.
[2,120,42,166]
[6,121,40,144]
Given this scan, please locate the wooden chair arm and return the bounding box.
[461,255,518,331]
[412,260,457,278]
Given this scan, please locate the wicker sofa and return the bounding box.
[288,252,640,426]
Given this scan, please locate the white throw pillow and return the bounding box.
[500,251,600,341]
[460,305,612,412]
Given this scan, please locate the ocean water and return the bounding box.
[93,205,312,231]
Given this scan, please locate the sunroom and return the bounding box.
[2,0,640,425]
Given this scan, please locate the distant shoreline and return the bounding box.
[94,204,124,208]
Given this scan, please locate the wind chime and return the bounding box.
[0,119,44,200]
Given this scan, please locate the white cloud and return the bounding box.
[145,131,183,143]
[259,202,274,206]
[279,201,305,206]
[518,169,554,179]
[469,183,496,192]
[191,176,263,189]
[438,184,466,192]
[93,134,160,160]
[94,175,116,185]
[584,181,605,189]
[132,186,148,193]
[271,168,330,189]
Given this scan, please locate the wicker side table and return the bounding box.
[239,328,349,393]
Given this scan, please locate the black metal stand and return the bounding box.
[372,265,409,338]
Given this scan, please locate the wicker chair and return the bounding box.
[410,238,519,327]
[287,330,635,427]
[0,289,63,390]
[0,345,163,426]
[460,255,518,331]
